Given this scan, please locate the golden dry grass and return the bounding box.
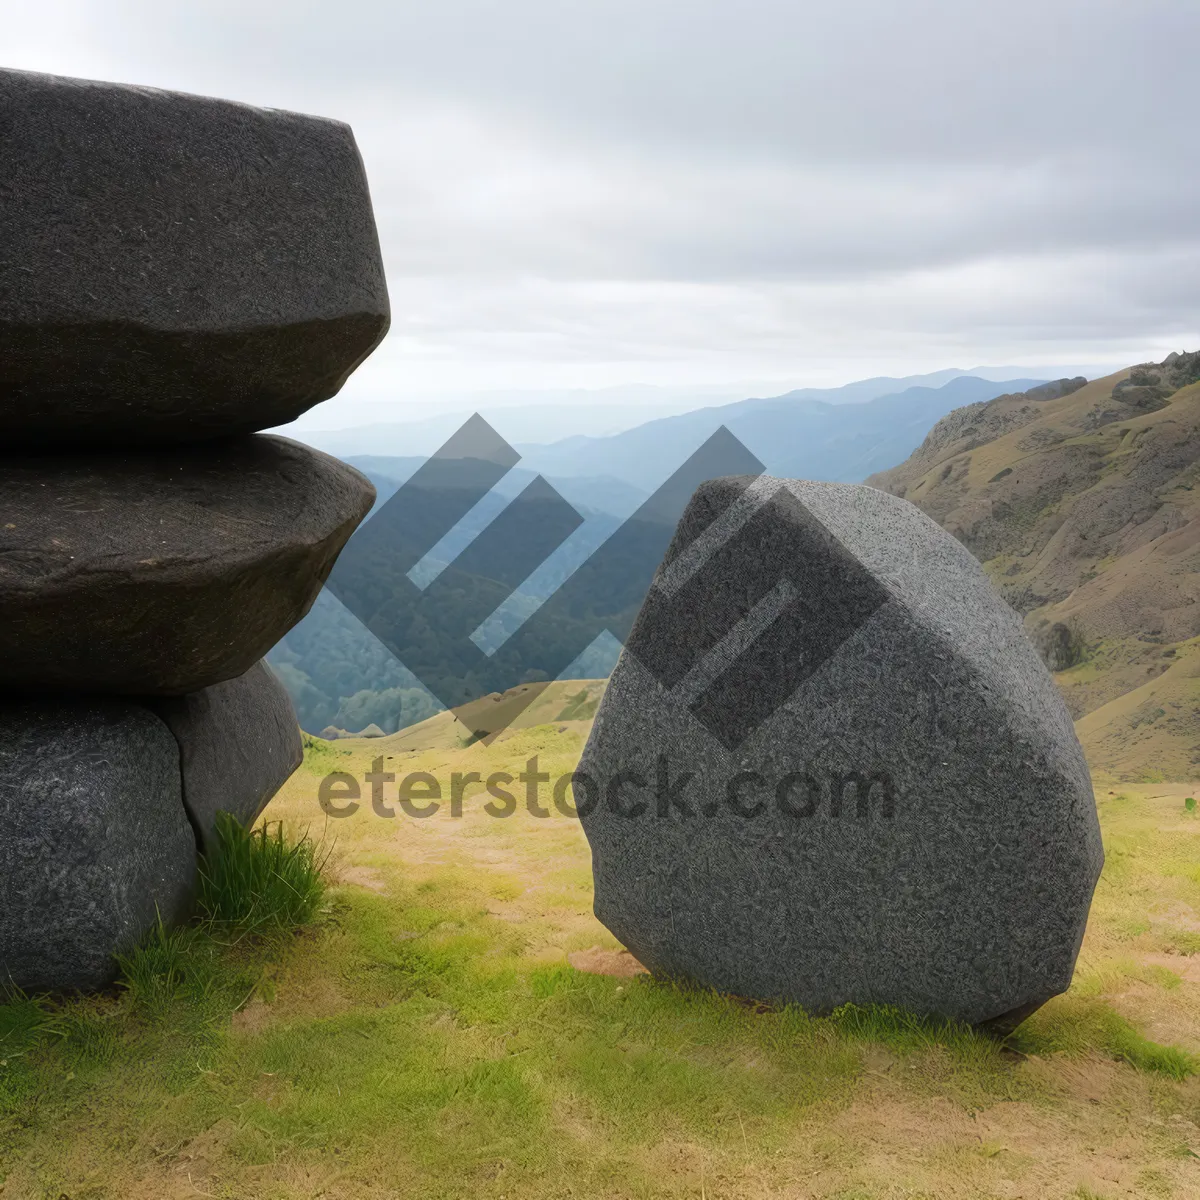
[866,371,1200,782]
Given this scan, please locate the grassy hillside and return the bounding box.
[5,715,1200,1198]
[867,354,1200,780]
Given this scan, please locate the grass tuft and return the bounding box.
[113,918,225,1016]
[828,1002,975,1051]
[196,812,328,939]
[0,990,62,1059]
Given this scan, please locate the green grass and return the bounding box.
[0,817,331,1188]
[556,687,600,722]
[114,918,220,1015]
[0,993,55,1060]
[1016,995,1197,1081]
[0,889,1020,1179]
[299,732,356,774]
[196,811,328,938]
[3,758,1200,1197]
[2,882,1189,1197]
[2,861,1194,1196]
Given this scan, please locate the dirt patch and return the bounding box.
[819,1082,1200,1199]
[486,903,526,923]
[1151,900,1200,934]
[336,865,388,893]
[230,996,273,1034]
[567,946,648,978]
[1141,951,1200,984]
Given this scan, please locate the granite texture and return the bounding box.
[145,662,304,853]
[0,66,389,447]
[578,476,1103,1030]
[0,700,196,993]
[0,436,375,694]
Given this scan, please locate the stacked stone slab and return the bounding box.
[0,67,386,991]
[578,475,1103,1032]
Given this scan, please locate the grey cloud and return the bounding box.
[84,1,1196,164]
[363,145,1200,282]
[6,0,1198,390]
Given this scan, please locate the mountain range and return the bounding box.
[294,373,1051,499]
[303,342,1200,785]
[287,368,1077,461]
[270,371,1052,734]
[511,374,1050,492]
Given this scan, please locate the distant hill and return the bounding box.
[313,678,609,754]
[513,375,1049,491]
[867,353,1200,781]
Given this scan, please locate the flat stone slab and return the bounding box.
[0,700,196,993]
[0,67,389,447]
[146,661,304,853]
[578,476,1103,1030]
[0,436,374,694]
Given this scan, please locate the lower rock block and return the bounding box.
[146,661,304,853]
[0,700,196,993]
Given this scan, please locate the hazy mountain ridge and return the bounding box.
[867,353,1200,780]
[512,375,1050,490]
[288,367,1077,460]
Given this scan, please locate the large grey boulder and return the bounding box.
[145,662,304,854]
[0,436,375,694]
[0,701,196,993]
[578,476,1103,1031]
[0,67,389,448]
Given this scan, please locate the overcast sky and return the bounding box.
[7,0,1199,414]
